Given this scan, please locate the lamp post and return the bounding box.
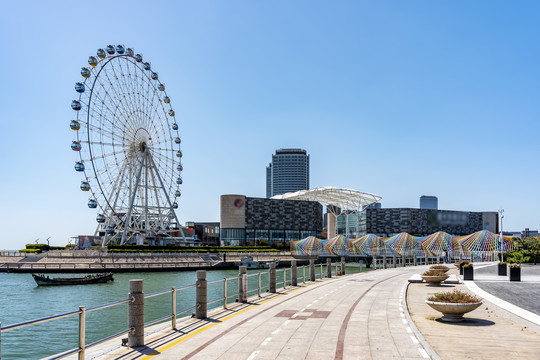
[499,209,504,262]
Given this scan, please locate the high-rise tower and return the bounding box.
[266,148,310,197]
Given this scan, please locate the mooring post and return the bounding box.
[402,255,406,267]
[392,255,396,268]
[291,260,297,286]
[326,258,332,278]
[269,263,276,293]
[78,306,86,360]
[425,255,428,265]
[238,266,247,302]
[341,257,346,275]
[128,279,144,347]
[309,259,316,281]
[413,254,417,266]
[383,255,387,269]
[196,270,207,318]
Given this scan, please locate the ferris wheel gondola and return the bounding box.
[70,44,185,246]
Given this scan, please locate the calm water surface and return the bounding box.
[0,265,362,359]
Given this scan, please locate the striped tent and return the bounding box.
[458,230,514,258]
[418,231,453,256]
[290,236,321,256]
[350,234,393,256]
[384,232,419,256]
[323,235,351,256]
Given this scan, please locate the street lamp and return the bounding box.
[498,209,504,262]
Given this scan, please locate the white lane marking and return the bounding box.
[291,314,298,319]
[400,313,405,318]
[247,350,260,360]
[283,320,290,326]
[410,335,419,344]
[318,297,324,300]
[306,303,312,308]
[406,327,412,333]
[261,337,272,346]
[272,328,281,335]
[313,299,319,303]
[402,319,407,324]
[299,308,306,312]
[419,348,430,358]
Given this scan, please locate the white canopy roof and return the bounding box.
[271,186,382,211]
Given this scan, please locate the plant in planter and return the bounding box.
[430,265,450,273]
[462,263,474,280]
[509,263,521,281]
[421,269,450,285]
[425,289,483,322]
[498,262,507,276]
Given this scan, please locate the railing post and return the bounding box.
[341,257,346,275]
[291,260,297,286]
[327,258,332,278]
[303,265,306,283]
[413,255,417,266]
[392,255,397,268]
[402,255,406,267]
[171,287,177,329]
[258,272,262,297]
[383,255,387,269]
[283,269,287,289]
[196,270,207,318]
[128,279,144,347]
[238,266,247,303]
[223,278,228,309]
[373,256,377,270]
[269,263,276,293]
[320,263,323,279]
[0,321,2,359]
[359,259,363,272]
[309,259,315,281]
[78,306,86,360]
[425,255,428,265]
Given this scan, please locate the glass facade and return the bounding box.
[266,148,309,197]
[336,211,366,238]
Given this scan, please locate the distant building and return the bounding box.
[186,222,220,246]
[353,208,498,237]
[266,148,309,197]
[420,196,438,210]
[522,228,539,238]
[220,194,322,246]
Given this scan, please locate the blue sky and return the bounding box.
[0,1,539,249]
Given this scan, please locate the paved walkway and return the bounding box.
[72,263,540,360]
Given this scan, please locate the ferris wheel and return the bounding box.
[70,44,185,246]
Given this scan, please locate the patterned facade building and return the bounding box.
[220,194,322,246]
[360,208,497,237]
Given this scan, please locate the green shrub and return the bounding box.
[19,249,41,253]
[422,269,448,276]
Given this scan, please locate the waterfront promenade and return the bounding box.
[63,263,540,360]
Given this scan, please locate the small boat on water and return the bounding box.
[32,273,114,286]
[233,256,280,269]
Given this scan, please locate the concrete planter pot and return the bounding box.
[498,263,507,276]
[421,275,450,286]
[463,266,474,280]
[509,267,521,281]
[425,301,483,322]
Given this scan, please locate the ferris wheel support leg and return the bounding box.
[121,154,146,245]
[147,152,186,242]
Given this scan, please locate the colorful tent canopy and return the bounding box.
[323,235,351,256]
[291,231,515,257]
[290,236,321,256]
[383,233,419,256]
[350,234,391,256]
[457,230,514,255]
[418,231,453,256]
